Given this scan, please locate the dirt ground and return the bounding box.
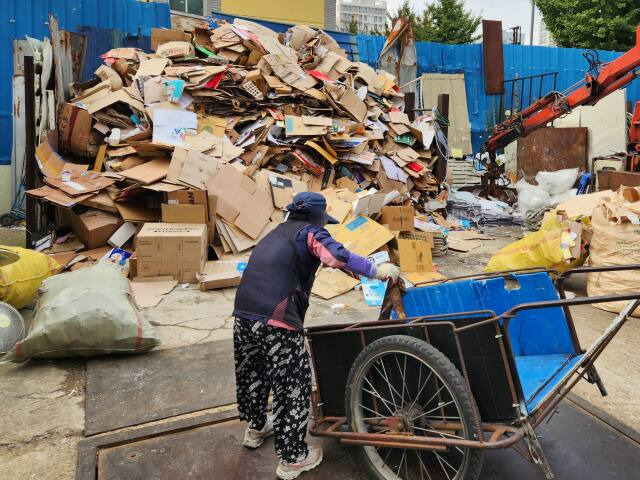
[0,226,638,479]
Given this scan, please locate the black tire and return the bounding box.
[0,214,15,227]
[345,335,483,480]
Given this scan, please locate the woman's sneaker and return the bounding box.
[276,446,323,480]
[242,416,274,448]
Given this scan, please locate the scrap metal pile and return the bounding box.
[27,19,450,290]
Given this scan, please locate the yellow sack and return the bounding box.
[485,213,584,273]
[0,246,59,309]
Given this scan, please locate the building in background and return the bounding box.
[337,0,387,34]
[169,0,336,29]
[538,19,556,46]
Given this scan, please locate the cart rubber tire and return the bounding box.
[0,214,15,227]
[345,335,484,480]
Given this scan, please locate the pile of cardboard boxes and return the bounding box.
[28,19,450,297]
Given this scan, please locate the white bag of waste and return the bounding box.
[2,261,160,362]
[535,168,579,196]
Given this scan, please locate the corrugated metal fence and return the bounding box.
[0,0,170,165]
[358,34,640,153]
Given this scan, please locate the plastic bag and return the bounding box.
[515,179,551,214]
[0,246,59,309]
[2,261,160,362]
[485,212,584,273]
[535,168,579,196]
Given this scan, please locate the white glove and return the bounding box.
[375,263,400,284]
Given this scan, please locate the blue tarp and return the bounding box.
[358,34,640,153]
[0,0,170,165]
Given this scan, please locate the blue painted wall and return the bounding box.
[358,34,640,153]
[0,0,170,165]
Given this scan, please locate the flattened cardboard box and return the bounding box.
[198,260,244,291]
[398,236,433,273]
[327,216,394,257]
[380,206,415,232]
[312,268,360,300]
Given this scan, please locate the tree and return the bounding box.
[390,0,480,44]
[535,0,640,51]
[425,0,482,44]
[348,16,358,35]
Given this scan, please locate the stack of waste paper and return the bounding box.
[26,19,455,298]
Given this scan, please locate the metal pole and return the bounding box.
[435,93,449,183]
[24,55,36,249]
[529,1,535,46]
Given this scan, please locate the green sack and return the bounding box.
[2,261,160,362]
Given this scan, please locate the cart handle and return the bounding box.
[501,293,640,318]
[557,263,640,283]
[455,293,640,332]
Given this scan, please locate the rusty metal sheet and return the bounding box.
[597,170,640,191]
[483,20,504,94]
[517,127,588,178]
[85,340,236,436]
[96,419,370,480]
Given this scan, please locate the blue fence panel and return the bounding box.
[357,34,640,154]
[78,26,152,81]
[0,0,169,166]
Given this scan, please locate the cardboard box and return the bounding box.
[162,204,208,224]
[61,209,123,249]
[135,223,207,283]
[151,28,192,51]
[58,103,92,157]
[197,260,245,291]
[166,189,215,242]
[156,41,195,59]
[327,216,395,257]
[398,236,433,273]
[380,206,415,232]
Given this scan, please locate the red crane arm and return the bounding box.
[485,25,640,154]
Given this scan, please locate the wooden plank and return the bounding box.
[517,127,588,178]
[482,20,504,94]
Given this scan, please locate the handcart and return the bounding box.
[305,266,640,480]
[1,179,26,227]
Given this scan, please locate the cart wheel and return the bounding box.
[346,335,483,480]
[0,214,14,227]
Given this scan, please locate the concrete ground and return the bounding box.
[0,226,638,479]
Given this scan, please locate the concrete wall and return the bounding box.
[0,166,13,215]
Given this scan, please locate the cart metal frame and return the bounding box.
[305,265,640,479]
